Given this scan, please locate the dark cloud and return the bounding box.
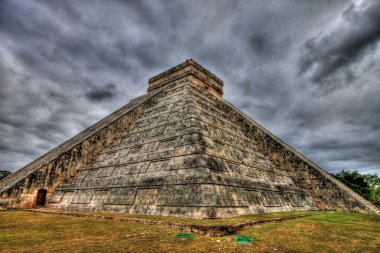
[0,0,378,176]
[46,90,68,104]
[249,33,274,56]
[85,84,117,102]
[236,67,291,123]
[299,0,380,84]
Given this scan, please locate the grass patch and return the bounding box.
[0,208,20,212]
[0,211,379,253]
[240,212,380,253]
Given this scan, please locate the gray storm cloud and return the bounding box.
[85,84,118,102]
[299,0,380,84]
[0,0,379,175]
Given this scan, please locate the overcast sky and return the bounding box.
[0,0,379,175]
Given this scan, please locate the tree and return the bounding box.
[370,186,380,205]
[332,170,380,206]
[0,170,12,180]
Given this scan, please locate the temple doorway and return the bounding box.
[36,189,47,206]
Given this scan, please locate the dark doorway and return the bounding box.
[36,189,47,206]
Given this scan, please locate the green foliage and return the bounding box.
[370,186,380,205]
[332,170,380,206]
[0,170,11,180]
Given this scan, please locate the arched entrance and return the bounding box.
[36,189,47,207]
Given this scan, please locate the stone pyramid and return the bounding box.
[0,60,379,217]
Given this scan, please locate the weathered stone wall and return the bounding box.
[195,85,377,214]
[0,111,138,208]
[46,80,317,218]
[0,85,171,208]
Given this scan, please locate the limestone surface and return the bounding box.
[0,59,378,217]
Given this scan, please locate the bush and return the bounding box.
[332,170,380,206]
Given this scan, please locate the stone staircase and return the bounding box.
[0,89,162,195]
[360,199,380,215]
[223,99,380,215]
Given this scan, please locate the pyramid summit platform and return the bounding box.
[0,59,379,217]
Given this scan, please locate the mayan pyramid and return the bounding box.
[0,60,378,218]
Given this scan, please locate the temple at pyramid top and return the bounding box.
[148,59,224,97]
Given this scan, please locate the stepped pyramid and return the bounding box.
[0,60,379,217]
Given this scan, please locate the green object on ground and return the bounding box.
[176,233,194,238]
[234,236,254,244]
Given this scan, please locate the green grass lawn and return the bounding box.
[0,210,379,253]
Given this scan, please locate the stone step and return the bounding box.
[0,84,170,194]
